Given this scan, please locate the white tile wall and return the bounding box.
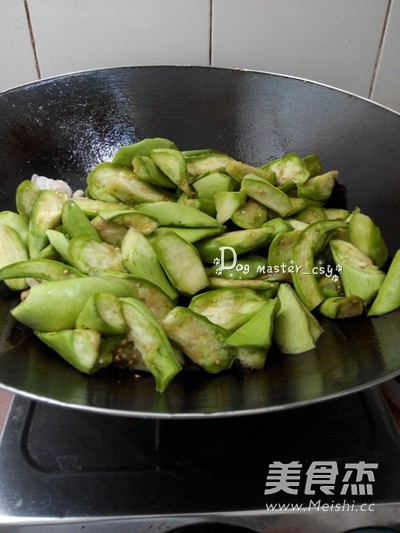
[0,0,398,109]
[371,0,400,112]
[212,0,389,99]
[28,0,210,78]
[0,0,38,91]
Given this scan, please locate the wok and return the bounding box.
[0,66,400,418]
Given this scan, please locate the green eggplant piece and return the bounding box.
[162,306,234,374]
[176,193,216,217]
[303,154,323,178]
[112,137,178,167]
[368,249,400,316]
[61,200,101,242]
[261,152,310,186]
[261,217,292,238]
[233,346,268,370]
[292,220,346,310]
[192,172,235,198]
[121,227,178,300]
[278,180,296,194]
[287,198,324,217]
[150,225,225,244]
[259,287,280,299]
[121,297,182,392]
[318,274,343,298]
[294,205,327,224]
[231,198,268,229]
[225,160,276,184]
[324,208,351,221]
[91,217,128,245]
[189,287,267,331]
[0,259,83,282]
[11,276,136,331]
[273,283,323,354]
[214,190,247,224]
[0,224,29,291]
[0,210,29,247]
[149,148,192,195]
[348,212,388,268]
[151,231,209,296]
[88,269,175,322]
[98,209,159,235]
[45,229,71,263]
[196,227,274,264]
[284,219,308,231]
[136,201,221,228]
[329,239,385,304]
[208,277,279,292]
[69,235,125,274]
[226,299,277,349]
[106,170,174,204]
[132,155,176,188]
[130,277,175,321]
[319,295,364,319]
[15,180,39,221]
[35,329,111,374]
[182,149,233,177]
[297,171,337,201]
[36,243,60,261]
[76,292,127,335]
[240,174,293,217]
[72,197,134,218]
[87,162,128,202]
[28,189,68,258]
[267,230,301,281]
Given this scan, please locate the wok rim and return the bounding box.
[2,63,399,117]
[0,372,397,419]
[1,64,400,418]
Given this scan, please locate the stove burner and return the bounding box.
[0,386,399,532]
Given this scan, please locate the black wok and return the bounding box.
[1,66,400,418]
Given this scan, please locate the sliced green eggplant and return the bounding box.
[121,227,178,300]
[151,231,209,295]
[11,276,136,331]
[76,293,127,335]
[319,295,364,319]
[348,212,388,268]
[0,223,29,291]
[368,249,400,316]
[226,299,277,349]
[273,283,323,354]
[69,235,125,274]
[329,239,385,304]
[162,306,234,374]
[36,329,112,374]
[240,174,293,217]
[112,137,178,167]
[28,189,68,258]
[121,297,182,392]
[189,287,267,331]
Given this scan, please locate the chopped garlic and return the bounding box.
[31,174,73,198]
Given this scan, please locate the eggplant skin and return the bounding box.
[162,306,234,374]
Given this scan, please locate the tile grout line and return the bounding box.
[369,0,392,99]
[209,0,213,66]
[24,0,42,79]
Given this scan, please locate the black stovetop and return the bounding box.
[0,387,399,532]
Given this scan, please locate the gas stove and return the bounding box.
[0,386,399,532]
